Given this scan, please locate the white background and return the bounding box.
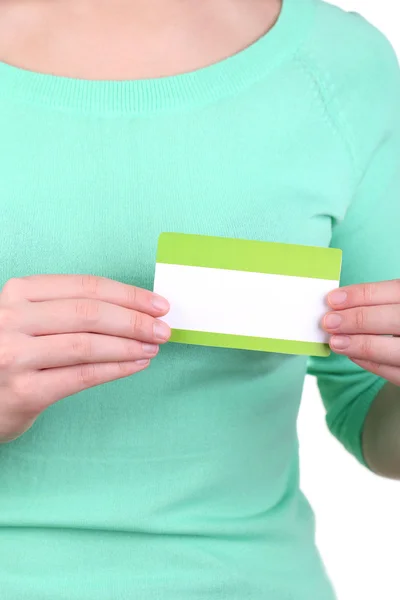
[298,3,400,599]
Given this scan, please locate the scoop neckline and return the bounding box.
[0,0,315,115]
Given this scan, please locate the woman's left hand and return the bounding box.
[323,280,400,386]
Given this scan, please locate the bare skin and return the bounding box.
[363,382,400,479]
[324,283,400,478]
[0,0,282,80]
[0,275,171,442]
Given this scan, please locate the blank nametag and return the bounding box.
[153,233,342,357]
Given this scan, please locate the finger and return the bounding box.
[350,359,400,386]
[17,299,171,343]
[328,279,400,310]
[32,360,151,408]
[329,334,400,367]
[323,305,400,336]
[18,334,159,369]
[2,275,169,317]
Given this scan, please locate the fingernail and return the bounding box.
[329,290,348,307]
[142,343,159,356]
[152,294,169,312]
[330,336,351,350]
[136,359,150,367]
[154,320,171,341]
[325,313,342,329]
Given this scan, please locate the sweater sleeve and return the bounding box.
[307,17,400,466]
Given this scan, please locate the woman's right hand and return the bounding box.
[0,275,171,443]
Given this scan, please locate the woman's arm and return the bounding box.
[363,383,400,479]
[307,19,400,471]
[310,290,400,477]
[320,278,400,479]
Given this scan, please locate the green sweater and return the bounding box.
[0,1,399,598]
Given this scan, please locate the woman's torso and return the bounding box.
[0,1,344,598]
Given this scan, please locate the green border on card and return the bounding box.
[170,329,330,357]
[157,233,342,281]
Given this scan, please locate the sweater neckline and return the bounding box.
[0,0,315,115]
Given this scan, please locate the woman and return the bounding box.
[0,0,399,598]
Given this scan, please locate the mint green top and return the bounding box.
[0,1,399,598]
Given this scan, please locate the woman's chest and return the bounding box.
[0,104,352,290]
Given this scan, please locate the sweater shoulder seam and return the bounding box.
[293,49,361,188]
